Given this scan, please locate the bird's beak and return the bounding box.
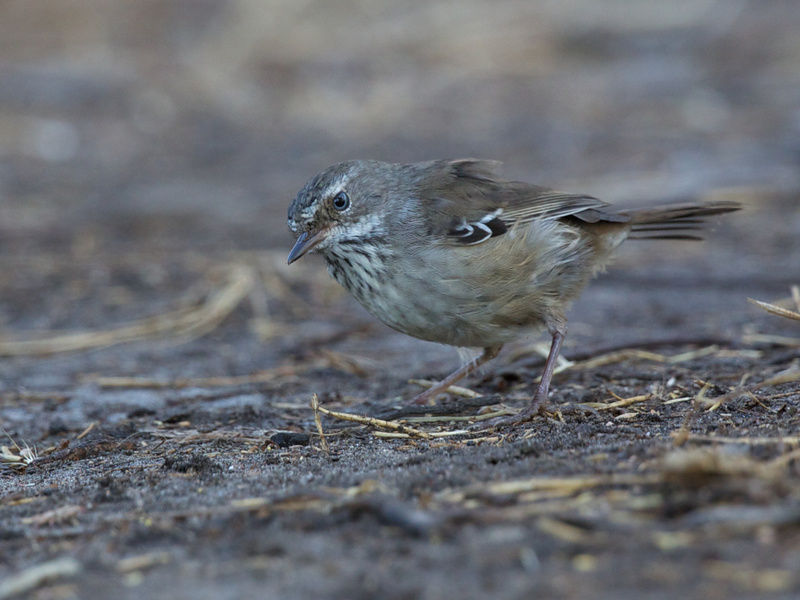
[287,229,328,264]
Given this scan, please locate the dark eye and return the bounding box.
[332,191,350,211]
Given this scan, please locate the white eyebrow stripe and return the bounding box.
[323,176,349,200]
[305,173,353,222]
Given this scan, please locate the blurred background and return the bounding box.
[1,0,798,256]
[2,4,800,596]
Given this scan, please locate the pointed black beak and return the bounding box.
[287,229,328,264]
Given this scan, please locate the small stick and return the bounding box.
[314,404,432,439]
[76,422,96,440]
[373,429,474,439]
[748,297,800,322]
[310,394,330,453]
[742,333,800,347]
[583,393,651,411]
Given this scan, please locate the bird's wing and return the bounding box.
[417,159,627,246]
[500,184,613,222]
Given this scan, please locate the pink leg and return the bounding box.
[497,328,565,425]
[410,346,502,405]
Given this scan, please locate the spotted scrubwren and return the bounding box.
[287,159,740,426]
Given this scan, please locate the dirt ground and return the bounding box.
[1,2,800,599]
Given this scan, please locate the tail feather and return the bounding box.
[620,201,741,240]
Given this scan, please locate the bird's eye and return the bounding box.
[331,191,350,211]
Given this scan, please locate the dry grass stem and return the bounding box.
[310,393,330,453]
[742,333,800,347]
[439,473,660,503]
[748,296,800,322]
[472,408,517,420]
[614,412,640,420]
[582,393,651,411]
[662,396,692,405]
[572,344,725,373]
[372,431,418,439]
[313,404,432,438]
[574,349,668,370]
[0,264,255,356]
[373,429,472,439]
[667,345,720,363]
[760,390,800,401]
[0,444,37,467]
[572,346,716,371]
[115,552,172,574]
[759,367,800,387]
[1,430,39,468]
[402,408,514,423]
[76,422,96,440]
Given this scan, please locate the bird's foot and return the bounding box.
[485,399,599,430]
[488,401,547,429]
[468,395,548,431]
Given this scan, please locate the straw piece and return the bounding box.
[310,394,330,453]
[0,264,255,356]
[314,404,432,439]
[748,297,800,322]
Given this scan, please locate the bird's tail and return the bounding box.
[620,201,741,240]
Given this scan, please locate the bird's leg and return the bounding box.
[533,329,564,407]
[409,346,502,405]
[497,327,565,425]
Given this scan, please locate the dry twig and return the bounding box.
[313,403,432,439]
[748,295,800,323]
[310,393,330,453]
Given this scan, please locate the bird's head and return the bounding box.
[287,160,393,264]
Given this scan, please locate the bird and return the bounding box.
[286,159,740,424]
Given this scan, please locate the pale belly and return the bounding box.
[323,220,600,348]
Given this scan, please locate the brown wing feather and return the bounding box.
[416,160,628,237]
[500,186,624,223]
